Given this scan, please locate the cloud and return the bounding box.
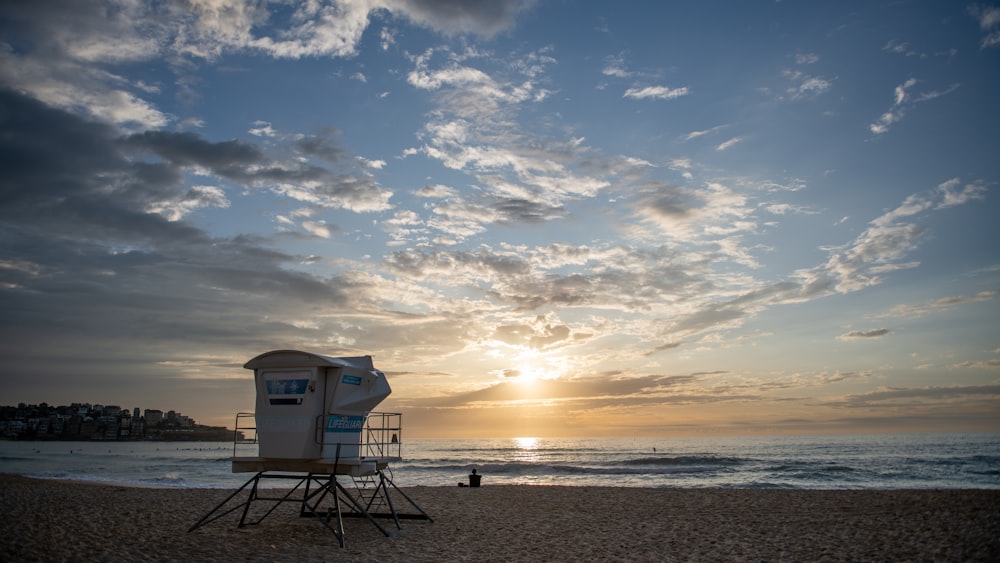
[953,359,1000,368]
[816,371,872,384]
[122,130,263,172]
[249,121,277,137]
[399,46,637,241]
[0,0,164,63]
[716,136,743,151]
[793,77,833,98]
[0,0,539,135]
[825,384,1000,408]
[602,53,633,78]
[403,372,707,410]
[0,88,390,322]
[0,91,504,391]
[781,68,833,100]
[882,39,927,58]
[385,242,710,314]
[794,52,820,64]
[5,87,964,398]
[380,25,396,50]
[301,220,333,239]
[294,131,348,162]
[177,1,534,57]
[0,90,372,380]
[491,322,573,349]
[185,1,373,59]
[869,78,917,134]
[623,85,689,100]
[416,184,459,198]
[936,177,988,208]
[146,185,230,222]
[408,58,501,92]
[794,178,987,296]
[645,341,684,356]
[389,0,536,38]
[968,4,1000,48]
[881,291,996,318]
[0,47,169,128]
[837,328,890,340]
[632,181,755,242]
[765,203,818,216]
[684,125,727,141]
[869,78,959,135]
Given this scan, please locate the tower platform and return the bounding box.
[231,455,401,477]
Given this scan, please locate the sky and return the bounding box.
[1,0,998,438]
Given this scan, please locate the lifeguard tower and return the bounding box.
[189,350,431,546]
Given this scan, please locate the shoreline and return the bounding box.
[3,475,1000,561]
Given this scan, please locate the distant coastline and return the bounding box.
[2,401,241,442]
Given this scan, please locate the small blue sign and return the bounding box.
[326,415,364,432]
[342,375,362,386]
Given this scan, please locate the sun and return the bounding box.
[491,347,572,384]
[510,348,570,384]
[513,363,545,383]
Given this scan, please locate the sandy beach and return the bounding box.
[1,474,998,562]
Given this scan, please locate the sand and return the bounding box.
[1,474,998,562]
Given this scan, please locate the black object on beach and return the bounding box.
[469,468,481,487]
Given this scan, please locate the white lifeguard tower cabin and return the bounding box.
[244,350,391,466]
[190,350,430,547]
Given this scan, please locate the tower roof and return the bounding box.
[243,350,375,371]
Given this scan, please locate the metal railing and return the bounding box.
[231,411,402,460]
[232,412,257,457]
[362,412,402,460]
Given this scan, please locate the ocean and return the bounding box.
[1,432,998,490]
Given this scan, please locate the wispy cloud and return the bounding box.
[716,136,743,151]
[881,291,996,318]
[794,178,987,296]
[778,53,833,100]
[781,69,833,100]
[882,39,926,58]
[602,53,633,77]
[794,52,820,65]
[684,124,728,141]
[837,328,890,340]
[969,4,1000,48]
[825,384,1000,409]
[869,78,960,135]
[623,85,689,100]
[954,359,1000,368]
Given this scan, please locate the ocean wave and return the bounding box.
[403,460,730,477]
[622,456,746,467]
[0,454,38,462]
[25,470,233,489]
[138,456,232,463]
[423,446,607,454]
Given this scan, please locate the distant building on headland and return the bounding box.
[0,402,242,442]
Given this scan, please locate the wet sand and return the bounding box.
[1,474,998,561]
